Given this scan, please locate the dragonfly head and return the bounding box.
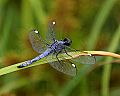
[63,38,72,46]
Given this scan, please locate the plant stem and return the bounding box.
[101,25,120,96]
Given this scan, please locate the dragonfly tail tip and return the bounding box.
[17,65,24,68]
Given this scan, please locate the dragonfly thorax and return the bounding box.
[50,38,72,52]
[50,40,65,52]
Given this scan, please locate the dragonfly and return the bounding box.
[17,21,96,76]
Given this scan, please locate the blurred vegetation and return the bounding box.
[0,0,120,96]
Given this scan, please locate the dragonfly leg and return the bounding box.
[55,51,62,65]
[64,48,73,58]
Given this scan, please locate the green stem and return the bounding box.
[101,25,120,96]
[0,7,13,57]
[88,0,117,50]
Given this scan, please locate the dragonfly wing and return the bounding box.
[46,52,77,76]
[64,46,96,64]
[29,30,47,53]
[46,21,56,43]
[74,55,96,64]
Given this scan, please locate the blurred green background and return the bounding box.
[0,0,120,96]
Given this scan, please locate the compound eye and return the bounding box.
[64,42,70,46]
[63,38,68,42]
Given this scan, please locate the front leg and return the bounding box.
[64,48,73,58]
[55,51,62,65]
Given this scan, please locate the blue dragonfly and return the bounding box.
[17,21,96,76]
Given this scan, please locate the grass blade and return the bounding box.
[87,0,117,50]
[101,25,120,96]
[0,7,14,56]
[0,51,120,76]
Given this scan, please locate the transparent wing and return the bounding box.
[74,54,96,64]
[46,21,56,43]
[64,46,96,64]
[46,52,77,76]
[29,30,48,53]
